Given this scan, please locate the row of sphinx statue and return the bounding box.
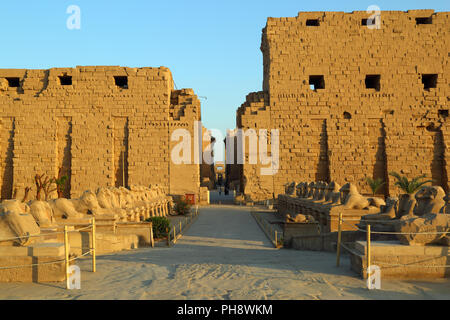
[283,181,449,245]
[0,185,172,246]
[285,181,449,216]
[285,181,385,210]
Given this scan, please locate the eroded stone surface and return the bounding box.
[0,200,40,246]
[397,213,450,245]
[340,183,370,210]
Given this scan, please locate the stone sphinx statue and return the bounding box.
[148,185,164,200]
[131,184,167,208]
[96,187,119,209]
[96,185,170,222]
[312,182,321,200]
[306,182,316,199]
[396,213,449,246]
[440,193,450,213]
[368,193,420,219]
[96,187,128,219]
[28,200,56,228]
[324,181,341,204]
[380,197,398,218]
[397,193,416,218]
[339,183,370,210]
[48,190,103,220]
[295,182,305,198]
[315,181,328,201]
[0,200,40,246]
[127,185,146,204]
[284,182,297,196]
[367,197,386,209]
[149,184,165,198]
[116,187,136,208]
[413,186,445,216]
[113,187,146,220]
[301,182,310,198]
[396,186,449,245]
[360,197,398,222]
[285,213,316,223]
[130,185,158,203]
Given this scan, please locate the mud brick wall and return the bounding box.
[236,92,274,199]
[237,10,449,201]
[169,89,202,197]
[0,66,201,200]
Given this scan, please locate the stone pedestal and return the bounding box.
[283,222,320,247]
[0,243,65,282]
[350,240,450,279]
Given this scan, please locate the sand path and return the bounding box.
[0,205,448,300]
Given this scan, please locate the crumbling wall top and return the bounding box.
[264,9,444,27]
[0,65,174,97]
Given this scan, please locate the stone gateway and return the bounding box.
[0,66,203,200]
[236,10,449,202]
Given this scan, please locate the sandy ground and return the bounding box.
[0,205,448,300]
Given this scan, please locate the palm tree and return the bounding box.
[55,175,69,198]
[366,177,385,196]
[389,172,433,194]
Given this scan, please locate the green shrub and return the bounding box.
[365,177,385,196]
[389,172,433,194]
[173,197,192,216]
[145,216,170,238]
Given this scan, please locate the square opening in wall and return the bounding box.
[114,76,128,89]
[438,109,448,118]
[306,19,320,26]
[59,75,72,86]
[422,74,438,90]
[309,75,325,90]
[416,17,432,25]
[6,77,20,87]
[343,112,352,119]
[365,75,380,91]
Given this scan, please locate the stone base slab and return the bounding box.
[350,240,450,279]
[0,243,66,282]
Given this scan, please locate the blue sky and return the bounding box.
[0,1,448,138]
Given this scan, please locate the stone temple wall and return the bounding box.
[0,66,201,200]
[237,9,450,201]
